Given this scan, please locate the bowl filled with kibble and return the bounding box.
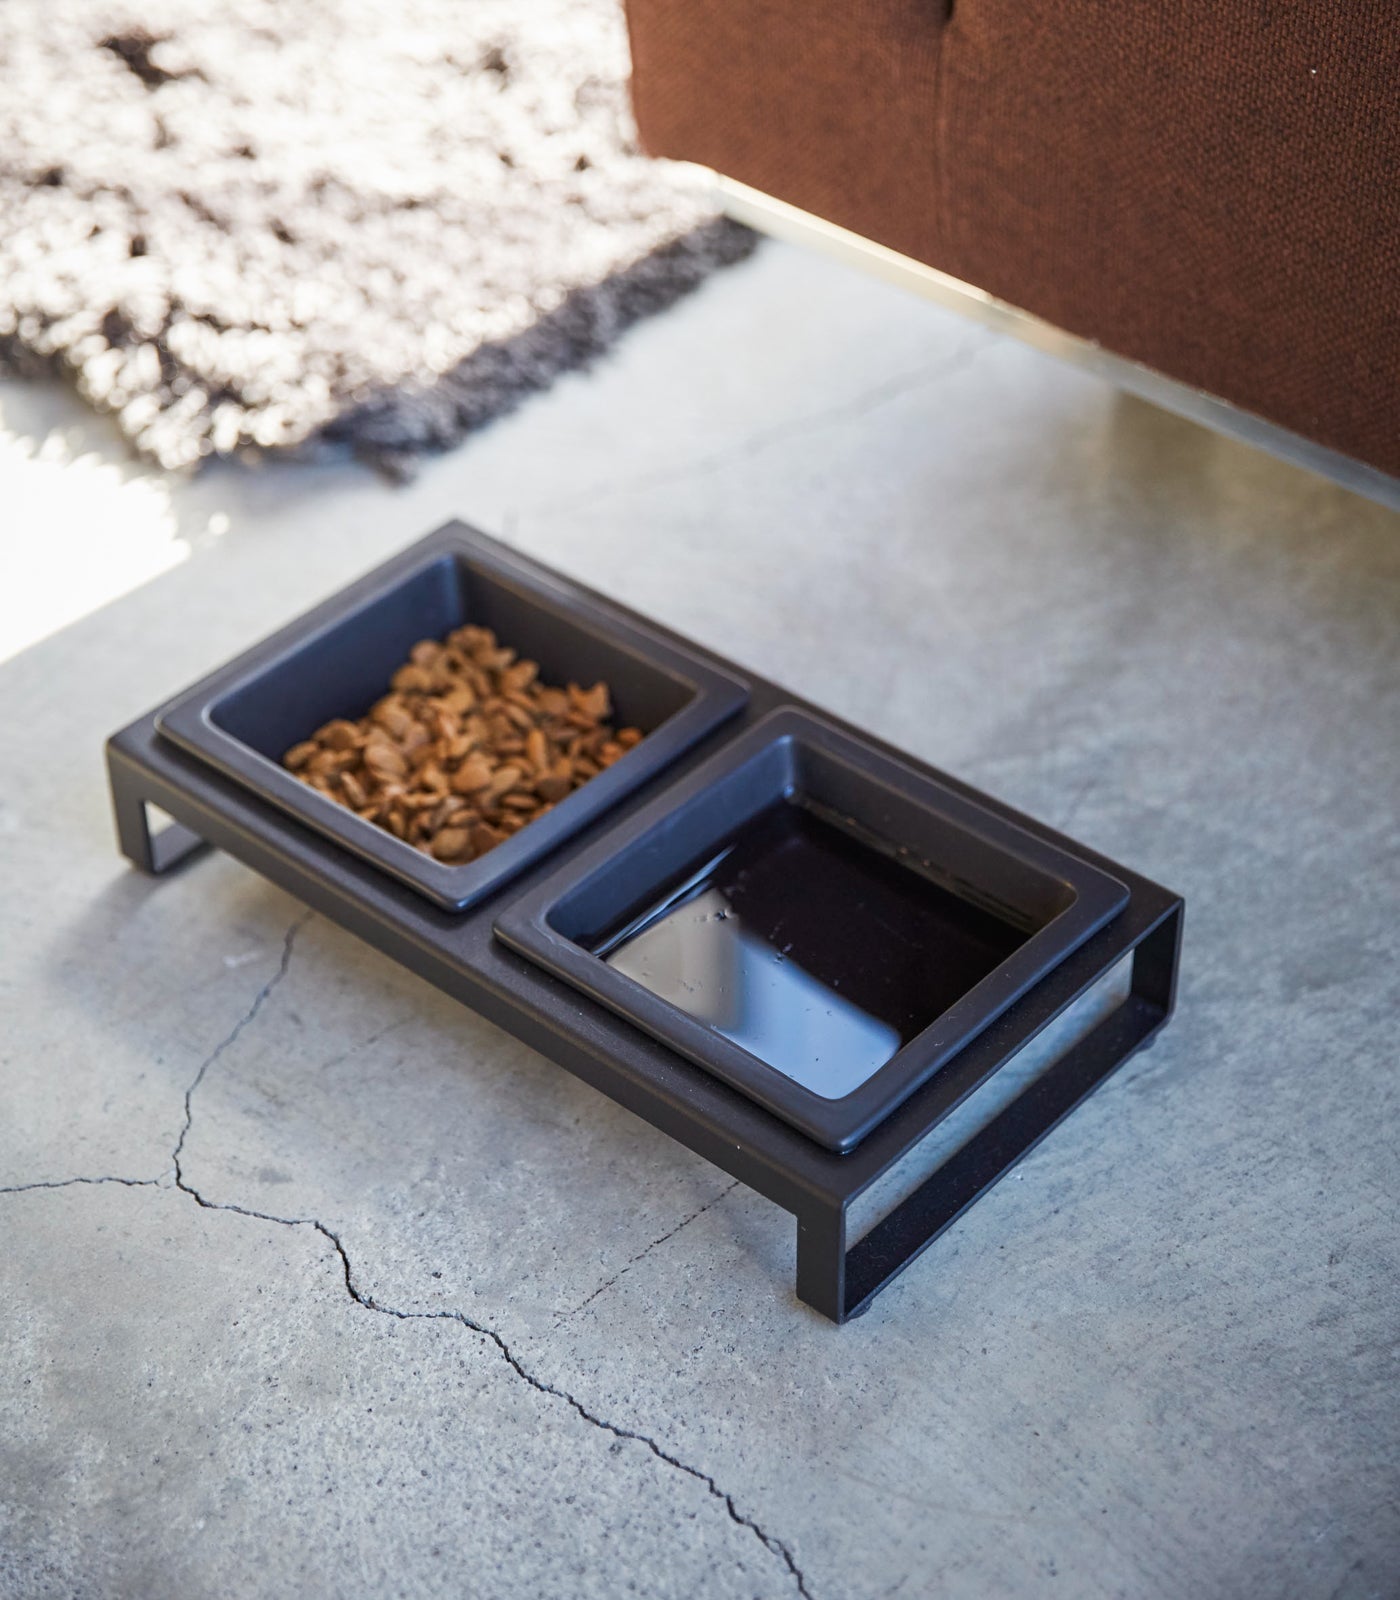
[156,523,748,909]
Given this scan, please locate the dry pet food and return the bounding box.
[284,626,642,863]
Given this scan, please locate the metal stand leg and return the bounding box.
[795,1205,848,1322]
[796,906,1184,1323]
[107,741,206,874]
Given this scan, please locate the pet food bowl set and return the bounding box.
[107,522,1181,1322]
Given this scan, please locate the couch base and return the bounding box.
[719,174,1400,515]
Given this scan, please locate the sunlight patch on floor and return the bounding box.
[0,415,193,665]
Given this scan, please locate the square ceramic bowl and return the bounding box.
[156,523,748,911]
[495,708,1128,1150]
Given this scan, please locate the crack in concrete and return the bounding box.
[0,1175,158,1194]
[169,1179,813,1599]
[170,911,311,1176]
[13,1165,815,1598]
[553,1179,741,1329]
[3,910,814,1594]
[155,908,815,1598]
[1056,776,1101,837]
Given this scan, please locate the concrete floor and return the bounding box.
[1,240,1397,1600]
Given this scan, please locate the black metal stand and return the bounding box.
[107,546,1181,1325]
[109,719,1179,1325]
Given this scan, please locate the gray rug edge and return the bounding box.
[0,216,759,480]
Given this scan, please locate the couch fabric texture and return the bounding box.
[626,0,1400,477]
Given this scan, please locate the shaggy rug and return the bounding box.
[0,0,754,473]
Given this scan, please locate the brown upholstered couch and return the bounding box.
[625,1,1399,480]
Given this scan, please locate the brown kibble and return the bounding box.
[308,748,346,776]
[320,719,360,752]
[431,798,469,830]
[373,702,413,740]
[470,822,507,856]
[391,664,434,693]
[501,700,534,731]
[451,624,496,659]
[569,681,610,721]
[501,659,538,693]
[486,764,523,801]
[536,762,574,803]
[364,742,407,779]
[282,623,641,862]
[430,827,471,861]
[451,756,494,793]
